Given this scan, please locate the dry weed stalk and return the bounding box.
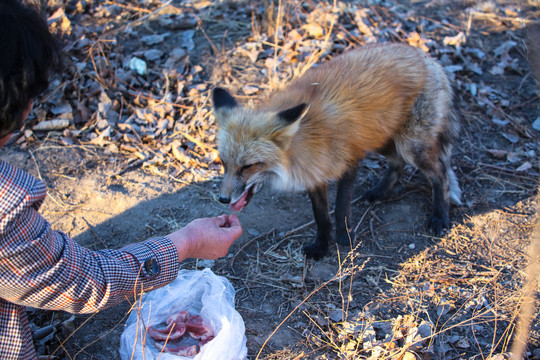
[510,194,540,359]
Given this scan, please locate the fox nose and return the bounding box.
[218,195,231,204]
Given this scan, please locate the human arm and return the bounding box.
[0,194,180,313]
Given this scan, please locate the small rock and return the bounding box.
[532,117,540,131]
[489,65,505,75]
[99,5,122,17]
[128,57,147,76]
[369,345,385,358]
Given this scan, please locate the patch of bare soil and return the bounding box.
[1,0,539,359]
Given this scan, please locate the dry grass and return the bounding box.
[237,202,538,359]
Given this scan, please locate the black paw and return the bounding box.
[361,188,385,203]
[428,215,449,236]
[336,229,355,247]
[303,242,328,260]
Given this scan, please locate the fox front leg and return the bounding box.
[335,163,359,247]
[304,185,332,260]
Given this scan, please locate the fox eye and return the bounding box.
[240,162,262,174]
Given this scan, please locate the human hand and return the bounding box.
[167,214,242,262]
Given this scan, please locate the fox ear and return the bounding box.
[277,103,309,125]
[213,87,238,124]
[272,103,309,149]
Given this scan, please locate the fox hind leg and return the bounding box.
[422,161,450,235]
[304,185,332,260]
[412,144,453,235]
[362,141,406,203]
[335,163,359,246]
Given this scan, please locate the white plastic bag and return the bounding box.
[120,268,247,360]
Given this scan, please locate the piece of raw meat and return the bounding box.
[147,321,186,341]
[186,315,213,338]
[147,310,215,355]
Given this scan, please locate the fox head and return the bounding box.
[212,87,309,212]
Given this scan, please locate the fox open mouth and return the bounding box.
[229,184,256,212]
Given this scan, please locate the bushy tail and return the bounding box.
[448,167,462,205]
[445,103,462,206]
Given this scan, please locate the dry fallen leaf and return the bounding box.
[33,119,70,131]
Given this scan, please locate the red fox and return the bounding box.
[212,43,462,259]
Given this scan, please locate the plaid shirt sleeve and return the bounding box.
[0,160,180,359]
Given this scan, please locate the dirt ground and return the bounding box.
[1,0,539,359]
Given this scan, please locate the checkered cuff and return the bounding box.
[122,237,179,287]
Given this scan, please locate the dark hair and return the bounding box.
[0,0,61,138]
